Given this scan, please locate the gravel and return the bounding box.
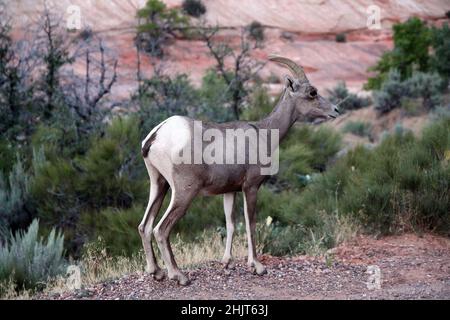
[36,234,450,300]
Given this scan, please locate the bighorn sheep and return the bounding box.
[138,55,340,285]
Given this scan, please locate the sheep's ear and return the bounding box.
[285,75,296,92]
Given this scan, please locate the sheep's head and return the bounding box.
[269,55,339,124]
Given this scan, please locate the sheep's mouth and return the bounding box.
[311,117,328,125]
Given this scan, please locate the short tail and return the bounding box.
[141,120,166,158]
[141,137,153,158]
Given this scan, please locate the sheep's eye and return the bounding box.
[309,88,317,98]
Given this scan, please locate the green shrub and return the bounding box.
[0,157,30,234]
[365,51,395,91]
[335,33,346,43]
[260,223,308,256]
[0,151,43,240]
[137,0,188,56]
[290,118,450,235]
[405,71,444,110]
[327,82,371,113]
[273,125,342,188]
[278,144,314,187]
[256,186,289,221]
[241,86,274,121]
[258,210,359,256]
[283,125,342,172]
[374,70,444,113]
[430,105,450,121]
[268,119,450,241]
[342,121,372,137]
[31,117,147,255]
[31,158,82,236]
[80,193,226,256]
[197,70,236,122]
[365,18,450,90]
[0,219,65,291]
[430,22,450,85]
[420,116,450,160]
[400,97,422,116]
[79,116,147,209]
[80,206,144,257]
[365,17,432,90]
[373,69,409,113]
[391,17,431,75]
[249,189,328,256]
[0,139,15,174]
[181,195,225,237]
[137,74,199,134]
[194,69,248,122]
[31,124,84,160]
[182,0,206,17]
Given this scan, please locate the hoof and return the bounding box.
[256,265,267,275]
[151,268,166,281]
[222,259,236,270]
[178,276,191,286]
[248,262,267,275]
[170,273,191,286]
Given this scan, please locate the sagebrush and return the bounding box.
[0,219,65,292]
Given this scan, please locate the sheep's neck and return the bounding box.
[256,91,297,145]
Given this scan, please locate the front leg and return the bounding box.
[242,187,267,275]
[222,192,236,269]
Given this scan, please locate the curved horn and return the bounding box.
[268,54,309,83]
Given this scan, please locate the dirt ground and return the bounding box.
[39,233,450,300]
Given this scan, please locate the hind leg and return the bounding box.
[153,186,198,286]
[138,162,168,280]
